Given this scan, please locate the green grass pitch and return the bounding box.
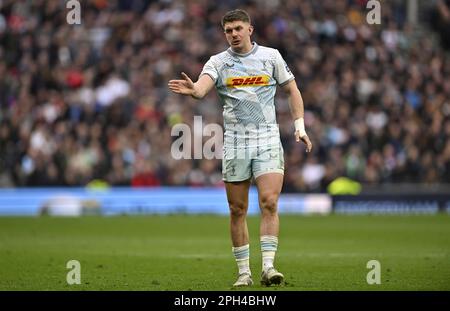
[0,215,449,290]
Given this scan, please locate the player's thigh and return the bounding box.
[225,179,252,213]
[255,173,283,213]
[255,172,283,203]
[253,143,284,210]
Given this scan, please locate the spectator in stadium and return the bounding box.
[0,0,448,194]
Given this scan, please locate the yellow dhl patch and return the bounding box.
[226,75,270,87]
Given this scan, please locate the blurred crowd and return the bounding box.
[0,0,449,192]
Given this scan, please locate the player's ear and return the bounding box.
[248,24,253,36]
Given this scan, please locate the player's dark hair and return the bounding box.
[221,9,251,28]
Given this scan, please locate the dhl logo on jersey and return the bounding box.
[226,75,270,88]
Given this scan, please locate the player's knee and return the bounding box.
[229,201,248,218]
[260,193,278,215]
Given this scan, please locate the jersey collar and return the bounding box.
[227,42,259,57]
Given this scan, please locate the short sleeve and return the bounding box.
[199,57,219,83]
[273,50,294,86]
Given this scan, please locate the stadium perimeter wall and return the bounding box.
[0,188,448,216]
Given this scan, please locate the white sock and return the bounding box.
[261,235,278,271]
[232,244,251,275]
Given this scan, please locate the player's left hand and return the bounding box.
[295,132,312,153]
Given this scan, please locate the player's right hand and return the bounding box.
[168,72,195,96]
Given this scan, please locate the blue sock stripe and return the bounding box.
[233,247,250,260]
[234,253,249,260]
[261,241,278,246]
[261,242,278,251]
[233,250,249,255]
[233,250,249,256]
[260,237,278,242]
[232,245,249,251]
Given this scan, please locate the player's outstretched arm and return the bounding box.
[282,80,313,153]
[168,72,215,99]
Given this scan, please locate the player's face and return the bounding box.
[223,21,253,53]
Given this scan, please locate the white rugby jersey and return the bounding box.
[199,42,294,148]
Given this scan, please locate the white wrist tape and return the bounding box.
[294,117,307,137]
